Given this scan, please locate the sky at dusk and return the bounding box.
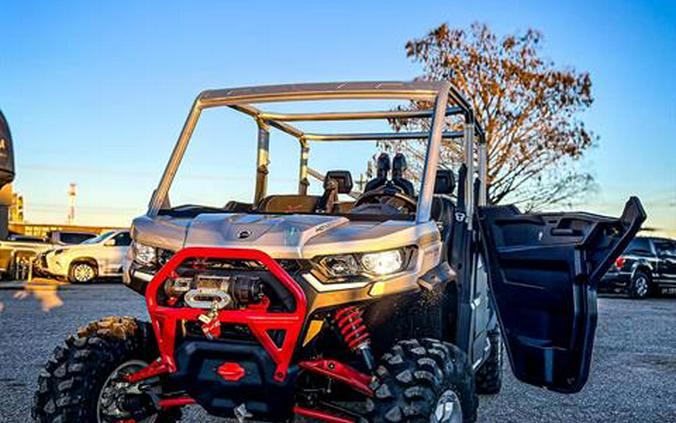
[1,0,674,235]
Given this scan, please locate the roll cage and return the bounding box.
[147,81,487,225]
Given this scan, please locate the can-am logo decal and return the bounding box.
[237,230,252,239]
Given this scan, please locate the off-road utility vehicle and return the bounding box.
[33,81,646,423]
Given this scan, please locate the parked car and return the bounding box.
[45,230,97,245]
[0,230,98,279]
[600,236,676,298]
[36,230,131,283]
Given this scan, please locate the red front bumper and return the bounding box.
[144,247,307,382]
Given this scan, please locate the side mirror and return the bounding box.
[104,239,116,247]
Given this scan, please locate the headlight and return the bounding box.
[361,249,404,275]
[321,255,360,277]
[132,241,156,266]
[316,247,414,280]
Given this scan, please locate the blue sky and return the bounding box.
[1,0,674,234]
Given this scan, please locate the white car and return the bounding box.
[37,230,131,283]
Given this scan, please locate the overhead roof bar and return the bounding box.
[198,81,445,107]
[257,106,464,122]
[303,130,465,142]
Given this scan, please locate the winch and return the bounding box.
[164,274,265,309]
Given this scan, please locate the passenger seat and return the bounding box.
[391,153,415,197]
[315,170,353,213]
[431,169,457,260]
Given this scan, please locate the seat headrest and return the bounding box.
[434,169,456,195]
[324,170,353,194]
[376,153,391,178]
[392,153,407,177]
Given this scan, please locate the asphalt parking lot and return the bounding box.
[1,280,675,422]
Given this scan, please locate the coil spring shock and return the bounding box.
[333,306,375,370]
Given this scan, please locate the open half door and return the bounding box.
[477,197,646,393]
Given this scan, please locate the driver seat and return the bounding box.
[364,153,390,193]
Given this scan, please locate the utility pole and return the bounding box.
[67,183,77,224]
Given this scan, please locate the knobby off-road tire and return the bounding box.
[32,316,181,423]
[366,338,478,423]
[628,270,652,299]
[474,329,502,395]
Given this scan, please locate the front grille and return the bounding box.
[277,259,311,274]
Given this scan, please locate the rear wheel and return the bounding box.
[32,316,181,423]
[628,270,651,299]
[474,329,502,394]
[366,338,477,422]
[69,261,97,283]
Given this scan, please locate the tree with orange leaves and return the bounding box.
[392,23,596,211]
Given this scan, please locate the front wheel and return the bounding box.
[68,261,97,283]
[628,270,651,299]
[366,338,478,423]
[32,316,181,423]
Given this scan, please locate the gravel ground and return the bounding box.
[1,281,675,422]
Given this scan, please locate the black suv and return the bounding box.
[600,236,676,298]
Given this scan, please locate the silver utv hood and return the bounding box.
[133,213,433,259]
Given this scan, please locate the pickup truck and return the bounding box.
[600,236,676,298]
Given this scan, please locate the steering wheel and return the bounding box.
[354,188,417,214]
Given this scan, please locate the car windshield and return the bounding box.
[60,233,96,244]
[82,231,115,244]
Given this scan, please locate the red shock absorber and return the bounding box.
[333,306,375,370]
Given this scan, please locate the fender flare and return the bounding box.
[630,261,653,280]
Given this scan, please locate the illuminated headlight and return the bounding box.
[132,241,156,266]
[316,247,414,280]
[361,249,405,276]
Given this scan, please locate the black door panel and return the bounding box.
[478,197,645,393]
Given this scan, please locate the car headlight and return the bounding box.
[321,254,360,277]
[316,247,414,280]
[361,249,404,276]
[132,241,157,266]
